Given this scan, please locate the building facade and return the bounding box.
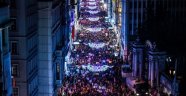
[126,0,186,37]
[113,0,186,60]
[38,0,71,95]
[0,2,12,96]
[131,38,185,95]
[9,0,38,95]
[8,0,70,95]
[110,0,128,60]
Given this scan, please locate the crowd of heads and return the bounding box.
[60,67,127,96]
[59,0,128,95]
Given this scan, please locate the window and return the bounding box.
[56,63,60,80]
[11,41,18,55]
[10,19,17,32]
[13,87,19,96]
[12,64,18,77]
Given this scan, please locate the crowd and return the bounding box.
[76,30,109,43]
[58,0,163,96]
[59,0,131,95]
[60,67,125,96]
[71,43,121,66]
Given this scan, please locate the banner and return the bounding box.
[72,26,75,40]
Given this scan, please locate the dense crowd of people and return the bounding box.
[58,0,166,95]
[59,0,129,95]
[76,29,110,43]
[60,68,126,96]
[71,43,121,66]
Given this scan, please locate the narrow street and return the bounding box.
[61,0,126,95]
[1,0,185,96]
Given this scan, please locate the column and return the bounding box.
[132,38,144,78]
[38,2,53,95]
[148,50,166,88]
[155,60,159,87]
[132,51,137,76]
[139,51,143,78]
[150,60,154,87]
[148,60,151,81]
[148,53,155,87]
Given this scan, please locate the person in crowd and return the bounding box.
[58,0,136,96]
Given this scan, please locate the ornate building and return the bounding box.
[131,37,184,95]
